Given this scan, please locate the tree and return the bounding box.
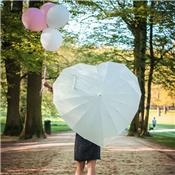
[152,1,175,95]
[2,1,23,136]
[123,1,147,135]
[141,1,175,135]
[73,0,148,135]
[142,1,155,136]
[20,65,44,138]
[20,0,45,139]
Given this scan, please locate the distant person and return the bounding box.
[152,117,157,129]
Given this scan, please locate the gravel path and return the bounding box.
[1,131,175,175]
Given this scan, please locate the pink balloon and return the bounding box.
[22,8,47,32]
[40,2,55,17]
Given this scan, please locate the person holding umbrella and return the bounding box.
[43,61,141,175]
[43,80,100,175]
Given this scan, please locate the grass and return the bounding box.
[51,124,71,133]
[146,131,175,148]
[0,116,71,135]
[43,117,71,133]
[146,122,175,148]
[147,110,175,148]
[148,123,175,129]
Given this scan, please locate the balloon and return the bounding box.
[40,28,63,51]
[47,5,69,28]
[22,8,47,32]
[40,2,55,17]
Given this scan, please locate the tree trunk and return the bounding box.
[141,1,155,136]
[3,59,22,136]
[20,67,45,139]
[128,1,147,136]
[20,0,45,139]
[2,1,23,136]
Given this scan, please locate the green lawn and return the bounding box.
[148,123,175,129]
[146,131,175,148]
[0,116,71,135]
[43,117,71,133]
[147,123,175,148]
[51,124,71,133]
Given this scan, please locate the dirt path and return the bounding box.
[1,131,175,175]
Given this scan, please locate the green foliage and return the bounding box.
[42,91,58,116]
[75,46,133,65]
[0,63,7,109]
[148,1,175,94]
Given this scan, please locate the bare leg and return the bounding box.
[87,160,96,175]
[75,161,85,175]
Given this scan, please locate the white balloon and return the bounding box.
[40,28,63,51]
[47,5,69,28]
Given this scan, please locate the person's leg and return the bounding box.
[75,161,85,175]
[87,160,96,175]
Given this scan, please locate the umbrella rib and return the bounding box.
[101,100,120,135]
[109,102,131,124]
[98,102,104,146]
[56,95,92,103]
[79,73,97,81]
[109,98,135,109]
[118,76,139,94]
[62,100,91,128]
[74,87,94,96]
[68,100,93,128]
[73,98,104,146]
[108,105,130,134]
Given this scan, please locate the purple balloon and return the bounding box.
[22,8,47,32]
[40,2,55,17]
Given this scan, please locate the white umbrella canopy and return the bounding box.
[53,62,141,147]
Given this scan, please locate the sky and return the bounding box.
[63,10,133,49]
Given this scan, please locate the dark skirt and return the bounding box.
[74,133,101,161]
